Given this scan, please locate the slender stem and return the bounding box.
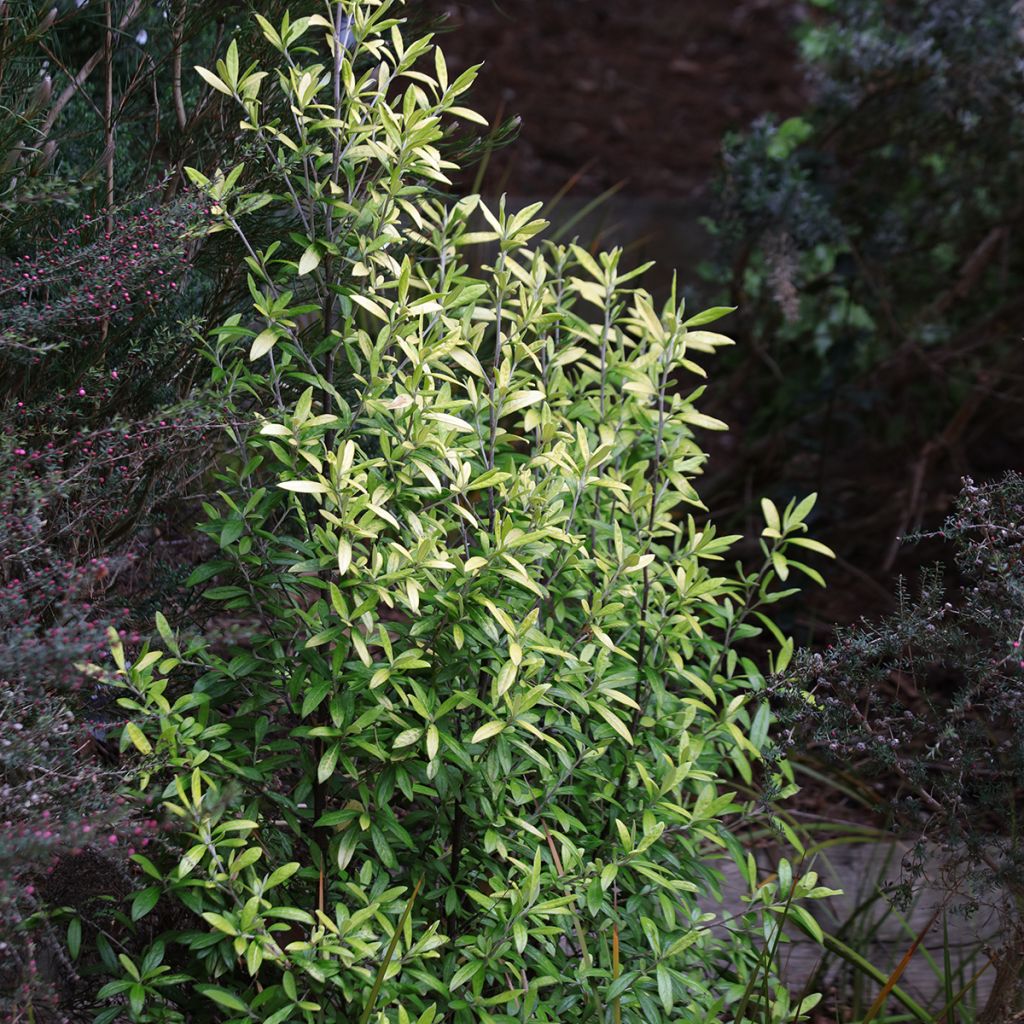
[171,0,187,131]
[103,0,114,228]
[485,251,507,532]
[627,332,675,733]
[39,0,144,139]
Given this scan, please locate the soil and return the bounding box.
[423,0,808,199]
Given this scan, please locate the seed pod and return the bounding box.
[37,7,57,33]
[1,143,24,174]
[23,74,52,119]
[29,140,57,176]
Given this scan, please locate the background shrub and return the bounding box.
[705,0,1024,576]
[773,472,1024,1023]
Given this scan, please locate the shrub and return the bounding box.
[85,3,836,1022]
[706,0,1024,561]
[0,4,227,1013]
[772,472,1024,1023]
[0,197,216,1021]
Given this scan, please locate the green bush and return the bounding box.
[706,0,1024,551]
[90,2,834,1021]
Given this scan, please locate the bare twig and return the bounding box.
[39,0,143,139]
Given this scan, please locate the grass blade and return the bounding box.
[789,919,933,1022]
[612,920,621,1024]
[358,876,423,1024]
[861,904,942,1024]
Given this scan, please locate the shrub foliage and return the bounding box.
[708,0,1024,565]
[774,472,1024,1023]
[79,2,834,1022]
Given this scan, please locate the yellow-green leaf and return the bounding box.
[426,412,475,433]
[472,720,505,743]
[279,479,328,494]
[590,702,633,744]
[337,537,352,575]
[125,722,152,755]
[194,65,232,95]
[298,245,321,275]
[503,389,545,415]
[201,912,237,935]
[250,328,277,360]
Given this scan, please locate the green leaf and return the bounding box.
[657,964,674,1015]
[301,678,332,717]
[224,40,239,86]
[607,972,640,1001]
[786,904,824,945]
[185,561,229,586]
[449,959,484,991]
[683,305,735,327]
[131,886,160,922]
[318,742,340,782]
[129,982,146,1016]
[265,862,301,891]
[197,985,250,1011]
[640,915,661,955]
